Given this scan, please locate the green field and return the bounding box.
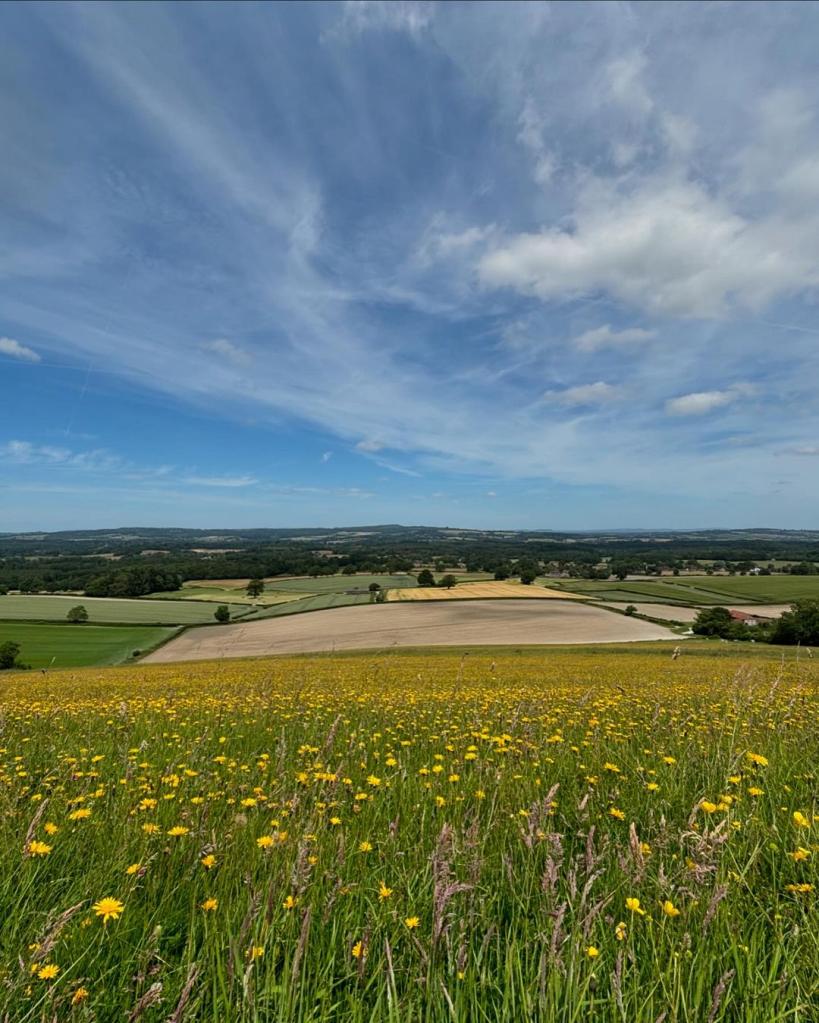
[255,573,419,594]
[0,594,251,624]
[150,586,303,607]
[254,591,372,618]
[553,575,819,605]
[0,622,177,668]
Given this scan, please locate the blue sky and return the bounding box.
[2,1,819,531]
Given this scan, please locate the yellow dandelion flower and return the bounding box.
[125,863,141,875]
[26,840,52,857]
[37,964,60,980]
[71,987,89,1004]
[201,854,216,869]
[378,882,393,900]
[359,841,373,853]
[92,897,124,923]
[585,946,600,958]
[201,898,218,912]
[404,916,420,929]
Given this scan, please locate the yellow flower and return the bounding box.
[378,882,393,900]
[257,835,274,849]
[661,900,681,917]
[201,898,218,912]
[700,800,718,814]
[791,847,811,862]
[141,823,159,834]
[435,795,446,808]
[352,940,365,959]
[609,807,625,820]
[748,787,764,797]
[125,863,141,875]
[71,987,89,1005]
[249,945,265,959]
[614,921,627,941]
[625,897,645,916]
[646,782,660,792]
[283,895,298,910]
[37,964,60,980]
[44,823,58,835]
[404,916,420,929]
[359,841,373,853]
[92,897,124,923]
[786,883,814,893]
[166,826,189,837]
[793,811,810,828]
[69,808,92,821]
[26,840,52,857]
[585,946,600,958]
[366,775,381,787]
[746,752,769,767]
[201,854,216,869]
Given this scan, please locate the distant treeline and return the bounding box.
[0,526,817,596]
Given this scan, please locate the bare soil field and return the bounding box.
[604,602,792,622]
[387,581,586,601]
[143,600,674,662]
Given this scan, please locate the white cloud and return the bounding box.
[478,179,819,318]
[486,490,497,497]
[543,381,620,406]
[665,384,754,416]
[0,439,121,471]
[0,337,41,363]
[785,444,819,457]
[340,1,432,36]
[356,439,384,452]
[607,54,653,117]
[204,339,251,366]
[321,450,333,463]
[573,324,656,352]
[182,474,258,487]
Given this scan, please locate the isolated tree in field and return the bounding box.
[66,605,89,623]
[246,578,265,598]
[214,605,230,623]
[0,641,24,670]
[368,582,381,593]
[417,569,435,587]
[624,605,637,616]
[494,565,510,580]
[440,574,457,589]
[519,567,537,585]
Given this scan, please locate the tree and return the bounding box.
[66,605,89,623]
[368,582,381,592]
[440,574,457,589]
[214,605,230,623]
[624,605,637,616]
[417,569,435,587]
[692,607,747,639]
[246,578,265,599]
[519,567,537,585]
[494,566,510,581]
[771,600,819,645]
[0,641,25,670]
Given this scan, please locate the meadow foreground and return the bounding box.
[3,648,818,1020]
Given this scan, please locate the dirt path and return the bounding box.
[143,600,675,662]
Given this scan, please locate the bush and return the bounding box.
[0,641,26,670]
[624,605,637,616]
[214,605,231,623]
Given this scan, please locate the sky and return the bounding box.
[2,0,819,532]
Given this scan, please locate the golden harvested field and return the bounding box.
[387,581,586,600]
[144,600,673,662]
[3,649,819,1020]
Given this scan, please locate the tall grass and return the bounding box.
[2,652,817,1020]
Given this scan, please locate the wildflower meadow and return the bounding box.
[3,649,818,1020]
